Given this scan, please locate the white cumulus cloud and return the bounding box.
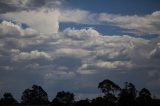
[12,50,51,61]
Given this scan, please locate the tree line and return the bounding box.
[0,79,160,106]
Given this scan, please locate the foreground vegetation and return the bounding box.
[0,79,160,106]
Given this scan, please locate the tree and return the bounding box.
[98,79,121,95]
[139,88,151,97]
[98,79,120,106]
[91,97,105,106]
[118,82,137,106]
[51,91,74,106]
[0,92,18,105]
[136,88,152,106]
[75,99,90,106]
[21,85,49,105]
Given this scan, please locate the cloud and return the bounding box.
[0,20,37,37]
[63,27,100,40]
[11,49,51,61]
[44,71,75,80]
[0,21,158,74]
[54,48,91,58]
[2,9,60,33]
[1,0,160,36]
[60,9,99,24]
[60,10,160,35]
[86,61,133,70]
[0,0,65,13]
[150,43,160,59]
[2,8,160,35]
[147,70,160,87]
[98,11,160,35]
[0,0,160,99]
[0,20,160,99]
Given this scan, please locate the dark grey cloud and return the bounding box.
[27,0,46,8]
[0,0,64,13]
[0,2,19,13]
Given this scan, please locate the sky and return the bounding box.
[0,0,160,101]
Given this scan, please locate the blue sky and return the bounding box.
[65,0,160,14]
[0,0,160,101]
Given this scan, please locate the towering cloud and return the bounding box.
[2,10,60,33]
